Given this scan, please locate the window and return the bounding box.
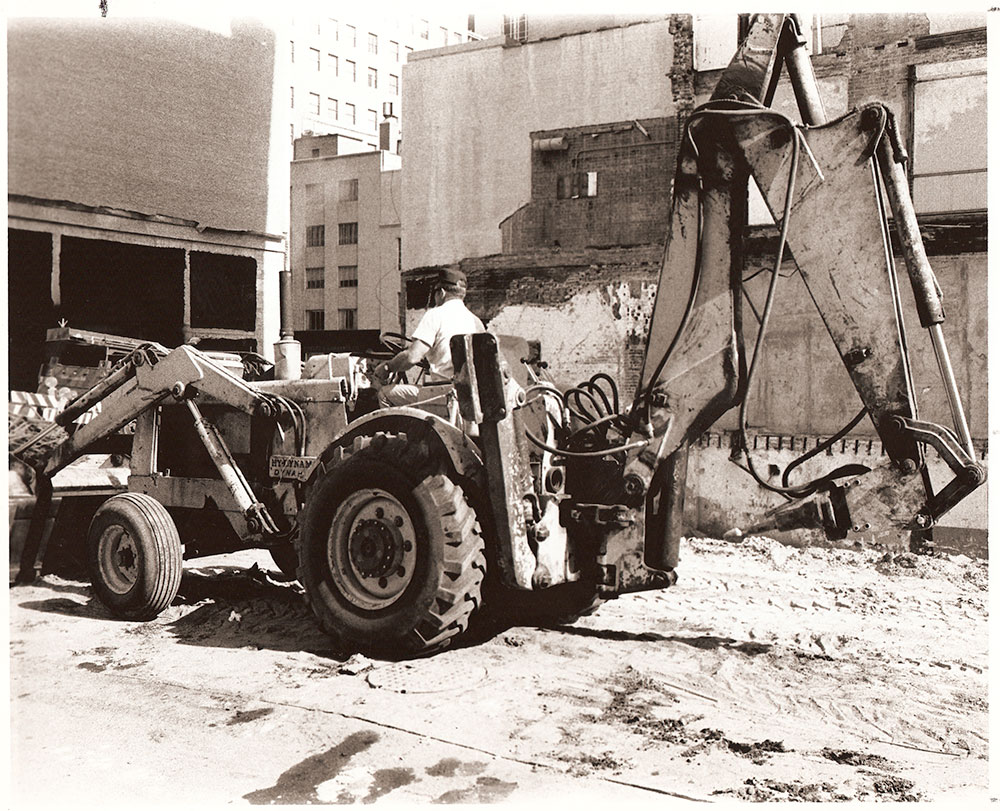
[344,102,355,125]
[440,26,448,45]
[290,123,295,141]
[290,86,294,108]
[307,310,325,330]
[306,267,325,289]
[338,265,358,288]
[330,18,338,39]
[345,24,356,46]
[367,67,377,89]
[396,237,402,271]
[311,148,319,158]
[309,92,320,115]
[368,32,378,54]
[339,309,357,330]
[404,45,413,59]
[338,222,358,245]
[346,60,356,82]
[339,178,359,201]
[328,53,338,75]
[420,19,429,39]
[290,40,295,62]
[306,225,325,247]
[368,109,378,132]
[310,47,320,70]
[389,74,399,95]
[452,31,461,44]
[327,97,338,119]
[503,14,528,43]
[390,40,399,60]
[557,172,598,199]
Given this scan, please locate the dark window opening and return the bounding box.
[190,251,257,330]
[59,236,184,348]
[8,228,55,391]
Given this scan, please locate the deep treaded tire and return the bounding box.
[299,433,486,658]
[86,493,183,621]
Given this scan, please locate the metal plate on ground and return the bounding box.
[367,659,488,693]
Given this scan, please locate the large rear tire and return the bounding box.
[299,434,486,658]
[86,493,183,620]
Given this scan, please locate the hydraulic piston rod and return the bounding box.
[876,138,975,459]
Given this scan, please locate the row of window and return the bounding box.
[306,309,355,330]
[292,92,385,132]
[306,223,359,247]
[322,18,467,49]
[305,265,358,289]
[294,50,401,94]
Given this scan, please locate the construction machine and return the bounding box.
[12,13,984,658]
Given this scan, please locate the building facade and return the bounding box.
[7,15,291,390]
[288,11,479,149]
[290,138,402,336]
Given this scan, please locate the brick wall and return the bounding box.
[502,119,677,252]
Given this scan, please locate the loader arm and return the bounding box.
[627,13,984,550]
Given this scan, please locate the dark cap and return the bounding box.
[438,267,467,290]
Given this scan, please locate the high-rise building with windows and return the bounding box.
[288,11,480,150]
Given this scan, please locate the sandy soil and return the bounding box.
[9,536,990,805]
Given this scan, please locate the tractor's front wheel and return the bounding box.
[86,493,183,620]
[299,435,485,658]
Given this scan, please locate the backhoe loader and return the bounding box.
[12,13,984,657]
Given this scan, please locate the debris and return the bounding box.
[723,527,743,542]
[821,748,896,770]
[339,654,375,675]
[228,610,242,623]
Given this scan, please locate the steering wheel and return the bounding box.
[379,331,411,355]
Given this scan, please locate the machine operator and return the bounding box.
[372,267,485,409]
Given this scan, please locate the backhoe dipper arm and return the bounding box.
[627,13,983,551]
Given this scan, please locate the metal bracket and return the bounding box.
[562,502,636,528]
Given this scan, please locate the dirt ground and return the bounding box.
[9,535,990,805]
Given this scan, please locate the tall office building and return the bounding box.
[288,11,479,150]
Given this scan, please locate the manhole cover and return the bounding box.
[366,658,488,693]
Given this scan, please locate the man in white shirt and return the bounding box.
[373,267,485,408]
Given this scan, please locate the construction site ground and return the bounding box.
[9,535,990,806]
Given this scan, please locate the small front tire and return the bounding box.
[86,493,183,621]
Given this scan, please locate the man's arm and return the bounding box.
[375,339,430,382]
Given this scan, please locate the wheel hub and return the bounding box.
[328,489,418,610]
[98,527,140,595]
[349,519,401,578]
